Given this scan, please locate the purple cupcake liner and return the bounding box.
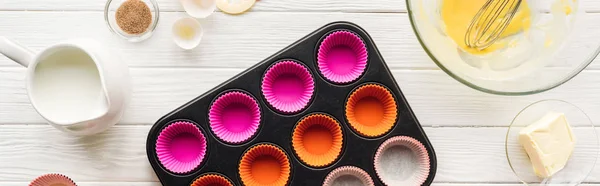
[317,30,368,84]
[374,136,430,186]
[262,60,315,113]
[322,166,375,186]
[209,91,261,144]
[156,121,207,174]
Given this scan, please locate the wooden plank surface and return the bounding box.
[2,0,600,185]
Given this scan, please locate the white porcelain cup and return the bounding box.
[0,37,131,135]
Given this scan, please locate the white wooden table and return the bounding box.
[1,0,600,185]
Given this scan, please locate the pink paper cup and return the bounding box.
[262,60,315,113]
[29,174,77,186]
[323,166,374,186]
[374,136,430,186]
[209,91,261,144]
[156,121,207,174]
[317,30,368,84]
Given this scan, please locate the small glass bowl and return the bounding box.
[505,99,599,185]
[104,0,160,42]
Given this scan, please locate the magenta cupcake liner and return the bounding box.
[374,136,430,186]
[317,30,368,84]
[209,91,261,144]
[323,166,374,186]
[30,173,77,186]
[156,121,207,174]
[262,60,315,113]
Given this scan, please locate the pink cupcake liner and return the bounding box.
[317,30,368,84]
[156,121,207,174]
[209,91,261,144]
[323,166,375,186]
[262,60,315,113]
[374,136,430,186]
[29,173,77,186]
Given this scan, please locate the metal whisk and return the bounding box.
[464,0,523,50]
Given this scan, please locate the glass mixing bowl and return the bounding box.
[406,0,600,95]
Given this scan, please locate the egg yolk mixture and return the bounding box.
[441,0,532,54]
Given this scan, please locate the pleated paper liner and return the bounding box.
[292,113,343,168]
[345,84,398,138]
[209,91,261,144]
[374,136,431,186]
[322,166,374,186]
[317,30,368,84]
[239,144,291,186]
[156,121,208,174]
[29,173,77,186]
[190,173,234,186]
[261,60,315,114]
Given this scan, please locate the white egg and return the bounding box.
[180,0,217,18]
[172,17,203,50]
[216,0,256,15]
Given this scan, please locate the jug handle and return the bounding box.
[0,36,34,67]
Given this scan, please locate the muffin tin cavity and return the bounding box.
[155,121,207,174]
[146,22,436,186]
[292,114,343,168]
[345,84,397,138]
[323,166,375,186]
[317,30,368,84]
[209,91,261,144]
[239,144,291,186]
[191,173,234,186]
[262,60,315,114]
[375,136,431,186]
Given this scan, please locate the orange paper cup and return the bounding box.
[292,114,343,167]
[191,173,233,186]
[239,144,291,186]
[29,174,77,186]
[345,84,397,137]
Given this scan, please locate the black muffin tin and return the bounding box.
[146,21,437,186]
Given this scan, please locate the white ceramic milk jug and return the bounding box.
[0,37,131,135]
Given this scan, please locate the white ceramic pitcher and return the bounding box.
[0,37,131,135]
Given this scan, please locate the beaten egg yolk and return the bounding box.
[441,0,532,54]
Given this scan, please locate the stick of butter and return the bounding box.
[519,112,576,178]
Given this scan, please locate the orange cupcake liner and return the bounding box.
[239,144,291,186]
[191,173,233,186]
[345,84,397,137]
[29,173,77,186]
[292,114,343,167]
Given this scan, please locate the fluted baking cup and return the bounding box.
[191,174,233,186]
[345,84,397,137]
[239,144,291,186]
[374,136,430,186]
[156,121,207,174]
[29,173,77,186]
[262,60,315,113]
[292,114,343,167]
[209,91,261,144]
[322,166,374,186]
[317,30,368,84]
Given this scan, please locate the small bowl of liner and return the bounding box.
[181,0,216,18]
[29,174,77,186]
[239,144,291,186]
[191,173,233,186]
[209,91,261,144]
[345,84,397,138]
[323,166,375,186]
[156,121,208,174]
[292,114,343,168]
[374,136,430,186]
[262,60,315,114]
[317,30,368,84]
